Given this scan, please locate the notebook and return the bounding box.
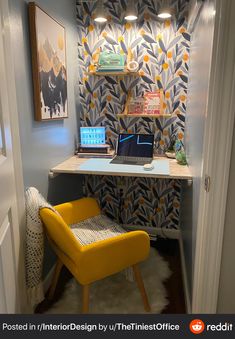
[110,133,154,165]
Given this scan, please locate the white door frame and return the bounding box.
[192,0,235,313]
[0,0,29,313]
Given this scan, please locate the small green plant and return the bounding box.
[167,136,176,153]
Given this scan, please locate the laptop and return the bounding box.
[80,126,106,147]
[110,133,154,165]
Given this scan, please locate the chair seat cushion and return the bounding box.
[70,214,126,246]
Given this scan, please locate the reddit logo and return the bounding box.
[189,319,205,334]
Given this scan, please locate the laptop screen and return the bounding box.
[80,127,105,145]
[117,134,154,158]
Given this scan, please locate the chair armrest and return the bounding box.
[76,230,150,285]
[54,197,101,225]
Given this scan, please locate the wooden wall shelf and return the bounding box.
[86,71,140,76]
[117,113,172,118]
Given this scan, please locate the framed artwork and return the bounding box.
[28,2,68,121]
[144,90,164,115]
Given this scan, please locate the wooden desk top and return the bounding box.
[51,155,192,180]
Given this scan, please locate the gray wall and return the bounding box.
[181,0,216,297]
[9,0,83,277]
[217,121,235,313]
[9,0,82,201]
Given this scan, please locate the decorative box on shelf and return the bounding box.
[117,89,171,118]
[86,48,140,76]
[144,90,164,115]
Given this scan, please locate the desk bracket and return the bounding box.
[49,170,59,179]
[187,179,193,186]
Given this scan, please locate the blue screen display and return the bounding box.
[80,127,105,145]
[117,134,154,157]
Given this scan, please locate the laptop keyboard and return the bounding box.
[110,156,152,165]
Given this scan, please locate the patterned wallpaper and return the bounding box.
[76,0,190,230]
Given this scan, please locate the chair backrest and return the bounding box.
[40,208,82,262]
[54,198,101,225]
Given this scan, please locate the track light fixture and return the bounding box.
[157,0,174,19]
[124,0,138,21]
[94,0,107,23]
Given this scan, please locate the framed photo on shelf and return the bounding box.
[144,90,164,115]
[28,2,68,121]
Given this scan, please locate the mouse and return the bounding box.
[143,163,154,171]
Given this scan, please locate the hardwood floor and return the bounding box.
[35,238,186,314]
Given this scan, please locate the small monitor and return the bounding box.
[117,133,154,158]
[80,127,106,146]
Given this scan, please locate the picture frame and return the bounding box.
[143,90,164,115]
[28,2,68,121]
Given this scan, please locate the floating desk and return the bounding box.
[50,155,192,237]
[51,155,192,180]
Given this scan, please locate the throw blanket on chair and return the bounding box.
[25,187,56,307]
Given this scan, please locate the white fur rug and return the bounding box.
[45,248,171,314]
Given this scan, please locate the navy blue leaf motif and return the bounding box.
[147,49,157,59]
[157,79,163,89]
[182,32,191,41]
[119,118,127,130]
[177,114,185,122]
[181,42,189,48]
[85,81,92,93]
[163,117,177,129]
[130,37,142,49]
[168,36,182,50]
[173,101,180,111]
[120,80,127,94]
[159,39,167,53]
[175,61,182,72]
[85,117,91,126]
[92,39,105,53]
[120,40,128,54]
[83,2,91,15]
[84,42,92,56]
[177,17,185,30]
[105,76,117,85]
[142,34,156,44]
[104,35,118,45]
[179,74,188,83]
[165,78,179,91]
[141,75,154,84]
[155,119,163,132]
[105,113,116,122]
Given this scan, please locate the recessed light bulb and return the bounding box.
[94,17,107,23]
[158,12,172,19]
[124,15,137,21]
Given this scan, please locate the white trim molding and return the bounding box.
[1,0,29,313]
[123,224,181,239]
[179,234,191,314]
[192,0,235,313]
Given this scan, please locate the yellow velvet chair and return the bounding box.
[40,197,151,313]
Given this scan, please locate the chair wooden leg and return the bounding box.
[133,264,151,312]
[47,259,63,301]
[82,284,90,313]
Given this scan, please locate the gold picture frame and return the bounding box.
[28,2,68,121]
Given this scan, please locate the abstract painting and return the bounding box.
[29,3,68,121]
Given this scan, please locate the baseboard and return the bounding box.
[123,224,181,239]
[43,264,55,294]
[178,233,192,314]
